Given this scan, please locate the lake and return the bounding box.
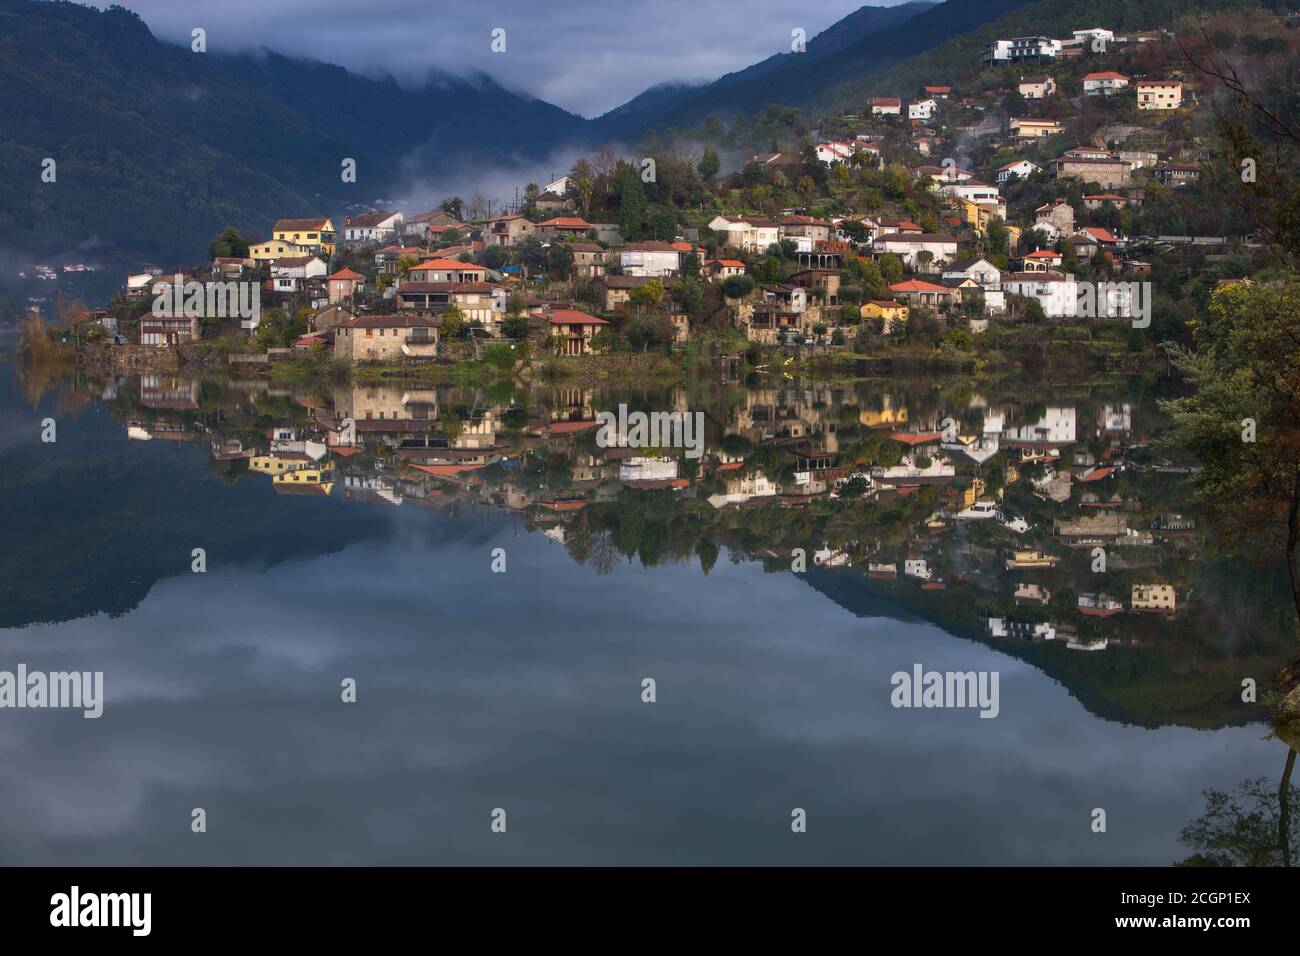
[1,350,1294,864]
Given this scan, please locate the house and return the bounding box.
[1155,162,1200,186]
[1083,71,1130,95]
[861,300,909,331]
[139,312,198,346]
[1033,199,1075,238]
[923,85,951,99]
[996,159,1041,184]
[400,210,460,240]
[1022,249,1063,271]
[406,259,488,284]
[327,268,365,304]
[789,269,840,305]
[1014,583,1051,606]
[1136,79,1183,110]
[343,211,403,244]
[620,241,680,277]
[872,233,958,270]
[1000,271,1078,316]
[567,241,607,278]
[538,307,609,355]
[870,97,902,116]
[1132,584,1176,613]
[536,216,592,239]
[889,279,957,309]
[334,314,438,361]
[1009,118,1064,142]
[815,141,857,164]
[211,257,252,277]
[271,218,336,256]
[269,256,328,293]
[983,36,1062,65]
[703,259,746,281]
[1018,75,1055,99]
[484,214,537,247]
[1072,27,1115,46]
[943,257,1001,288]
[396,281,503,327]
[1083,193,1132,210]
[596,275,659,311]
[250,238,313,261]
[908,98,937,121]
[374,244,429,275]
[779,215,832,245]
[1049,153,1131,188]
[707,215,780,252]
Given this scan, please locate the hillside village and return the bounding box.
[66,12,1284,365]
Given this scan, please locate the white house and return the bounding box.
[619,241,680,278]
[1072,27,1115,47]
[343,210,403,244]
[982,36,1061,65]
[908,98,937,121]
[996,159,1041,184]
[1082,71,1130,95]
[904,558,932,580]
[873,234,959,269]
[1018,76,1056,99]
[870,97,902,116]
[815,141,857,164]
[269,255,327,293]
[708,215,780,252]
[1000,271,1078,317]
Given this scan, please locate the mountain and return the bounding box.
[0,0,586,263]
[590,0,1032,135]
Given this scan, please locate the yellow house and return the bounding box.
[861,299,909,331]
[958,197,1005,236]
[272,217,336,256]
[273,461,336,496]
[250,238,313,261]
[250,453,312,475]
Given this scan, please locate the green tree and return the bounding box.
[208,227,253,259]
[1162,282,1300,623]
[440,303,466,339]
[698,145,721,181]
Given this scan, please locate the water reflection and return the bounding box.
[2,363,1298,864]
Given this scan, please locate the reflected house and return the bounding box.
[1003,406,1076,446]
[707,469,778,508]
[1055,512,1153,548]
[988,618,1057,640]
[1014,582,1051,605]
[272,461,335,496]
[942,432,1000,464]
[904,558,932,579]
[344,475,402,507]
[250,451,313,476]
[859,396,908,429]
[1098,403,1132,433]
[140,376,198,409]
[868,562,898,579]
[1005,549,1058,569]
[1132,584,1176,613]
[1078,592,1124,617]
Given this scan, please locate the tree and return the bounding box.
[1024,299,1048,324]
[440,196,465,220]
[500,314,532,340]
[627,279,666,314]
[1161,282,1300,625]
[698,145,721,181]
[440,303,466,339]
[208,227,253,259]
[721,275,755,299]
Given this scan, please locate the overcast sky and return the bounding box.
[94,0,902,117]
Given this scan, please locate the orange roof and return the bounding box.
[410,463,489,477]
[539,217,591,229]
[545,420,600,434]
[410,258,486,271]
[890,431,942,445]
[1079,466,1116,482]
[1082,226,1118,243]
[1024,250,1061,259]
[890,279,949,292]
[329,268,363,280]
[1083,71,1129,81]
[546,308,608,326]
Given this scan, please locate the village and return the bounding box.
[57,19,1256,364]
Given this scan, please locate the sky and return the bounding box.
[92,0,902,117]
